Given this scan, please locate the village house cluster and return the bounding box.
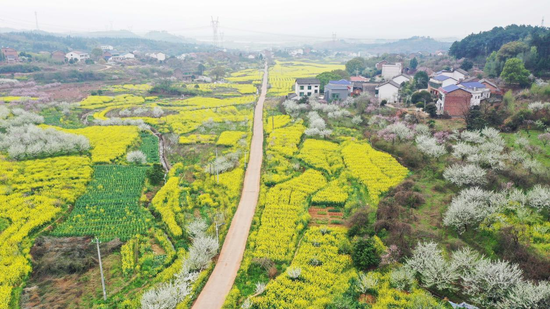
[288,56,503,118]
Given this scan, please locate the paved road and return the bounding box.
[192,63,268,309]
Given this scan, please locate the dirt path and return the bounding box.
[192,63,268,309]
[150,127,171,171]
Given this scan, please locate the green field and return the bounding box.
[53,165,151,241]
[139,132,160,163]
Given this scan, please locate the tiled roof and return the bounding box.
[376,80,400,89]
[440,84,470,94]
[433,75,454,81]
[296,78,320,84]
[460,82,486,89]
[328,79,352,85]
[325,83,349,90]
[350,76,368,82]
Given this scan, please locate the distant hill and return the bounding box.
[314,36,451,54]
[144,31,198,44]
[0,31,212,55]
[72,30,141,39]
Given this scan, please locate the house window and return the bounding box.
[314,90,318,94]
[308,85,312,90]
[332,93,339,99]
[300,92,304,96]
[300,86,304,90]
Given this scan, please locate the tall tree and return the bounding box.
[210,65,226,81]
[483,51,502,78]
[90,48,103,61]
[345,57,366,75]
[500,58,530,87]
[413,71,429,89]
[460,59,474,71]
[316,71,343,91]
[409,57,418,70]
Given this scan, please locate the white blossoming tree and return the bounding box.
[443,163,487,187]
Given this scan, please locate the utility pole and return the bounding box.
[215,147,219,183]
[92,237,107,301]
[34,11,39,31]
[244,149,248,169]
[214,212,225,246]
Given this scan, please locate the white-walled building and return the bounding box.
[122,53,135,59]
[436,69,468,81]
[381,63,402,80]
[101,45,114,51]
[392,74,412,85]
[295,78,320,96]
[376,80,400,103]
[65,51,90,62]
[459,81,491,106]
[147,52,166,62]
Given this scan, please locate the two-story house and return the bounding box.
[382,63,402,80]
[65,51,90,62]
[295,78,320,97]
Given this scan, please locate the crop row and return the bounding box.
[341,141,408,204]
[151,177,183,237]
[297,139,344,175]
[53,165,150,241]
[252,169,327,262]
[254,227,356,308]
[58,126,140,163]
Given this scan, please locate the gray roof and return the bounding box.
[393,73,412,80]
[325,83,349,90]
[376,80,401,89]
[296,78,320,84]
[455,68,468,75]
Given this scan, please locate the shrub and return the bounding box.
[147,163,165,185]
[352,237,381,271]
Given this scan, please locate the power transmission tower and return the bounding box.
[211,16,220,47]
[34,11,39,31]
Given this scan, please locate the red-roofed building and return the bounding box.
[1,48,20,63]
[350,76,368,82]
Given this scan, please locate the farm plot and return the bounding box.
[57,126,140,163]
[53,165,151,241]
[0,155,92,308]
[342,141,409,204]
[268,61,344,97]
[254,227,356,308]
[139,131,160,163]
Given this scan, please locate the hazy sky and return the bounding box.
[0,0,548,41]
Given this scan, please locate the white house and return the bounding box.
[381,63,402,80]
[453,69,468,81]
[458,81,491,106]
[122,53,135,59]
[376,80,400,103]
[147,52,166,62]
[392,74,412,85]
[436,69,468,81]
[101,45,113,51]
[65,51,90,62]
[295,78,320,97]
